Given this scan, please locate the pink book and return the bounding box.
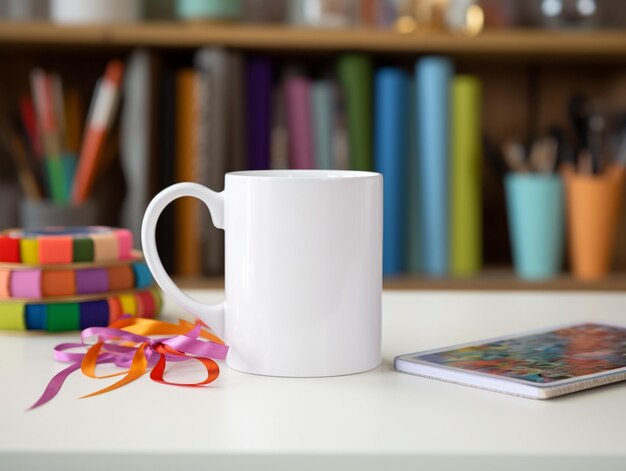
[285,75,314,169]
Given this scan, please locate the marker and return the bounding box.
[71,60,124,205]
[31,68,67,203]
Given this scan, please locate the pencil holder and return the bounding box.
[505,174,564,280]
[0,185,19,230]
[19,199,100,230]
[565,166,626,280]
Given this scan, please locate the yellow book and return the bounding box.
[450,75,482,276]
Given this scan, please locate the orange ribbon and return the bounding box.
[29,317,229,409]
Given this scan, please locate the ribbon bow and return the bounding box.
[29,317,229,410]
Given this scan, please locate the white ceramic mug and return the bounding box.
[141,170,382,377]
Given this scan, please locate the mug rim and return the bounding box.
[227,170,381,180]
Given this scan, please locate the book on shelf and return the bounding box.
[450,75,482,277]
[160,48,247,277]
[311,79,334,170]
[194,48,228,275]
[374,67,408,275]
[245,56,272,171]
[416,56,453,278]
[337,54,373,172]
[0,48,487,280]
[285,72,315,170]
[406,79,422,274]
[227,53,246,174]
[155,62,177,274]
[120,49,160,248]
[159,51,484,279]
[270,79,289,170]
[174,67,202,277]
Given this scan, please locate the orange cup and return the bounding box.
[565,165,626,280]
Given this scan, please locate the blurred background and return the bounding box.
[0,0,625,290]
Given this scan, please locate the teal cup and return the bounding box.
[505,174,564,280]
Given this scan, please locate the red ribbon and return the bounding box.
[29,317,229,410]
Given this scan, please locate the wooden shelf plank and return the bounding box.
[382,272,626,291]
[175,271,626,292]
[0,21,625,56]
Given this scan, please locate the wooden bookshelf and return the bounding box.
[0,21,625,57]
[175,271,626,292]
[1,21,626,291]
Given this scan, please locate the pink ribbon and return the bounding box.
[29,317,229,410]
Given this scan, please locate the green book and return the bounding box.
[450,75,482,276]
[337,54,372,171]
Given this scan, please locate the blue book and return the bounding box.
[416,56,453,277]
[311,80,334,169]
[406,78,422,273]
[374,67,408,275]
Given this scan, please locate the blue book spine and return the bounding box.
[374,67,408,275]
[311,80,334,169]
[416,56,453,277]
[406,78,422,273]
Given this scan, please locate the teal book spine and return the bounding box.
[311,80,334,169]
[416,56,453,277]
[374,67,408,275]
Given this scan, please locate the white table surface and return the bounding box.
[2,290,626,471]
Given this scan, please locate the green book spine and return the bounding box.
[337,54,372,171]
[450,75,482,276]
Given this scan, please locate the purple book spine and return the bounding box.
[245,57,272,170]
[285,75,314,169]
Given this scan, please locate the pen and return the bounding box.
[71,60,124,205]
[18,96,43,161]
[529,136,557,174]
[502,140,529,173]
[587,109,604,174]
[0,126,44,200]
[30,68,67,203]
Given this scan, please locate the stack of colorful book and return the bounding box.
[0,226,160,332]
[155,50,482,279]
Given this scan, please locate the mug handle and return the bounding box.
[141,182,225,337]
